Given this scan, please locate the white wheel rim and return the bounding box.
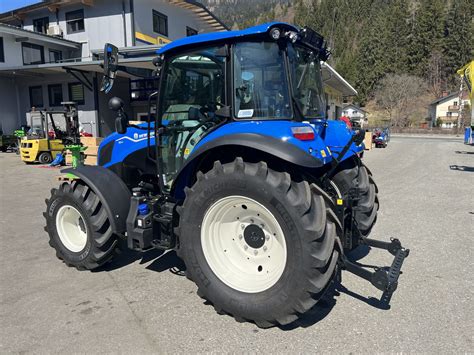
[56,205,88,252]
[201,196,287,293]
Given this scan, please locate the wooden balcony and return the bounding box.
[448,105,459,111]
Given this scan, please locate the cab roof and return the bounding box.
[157,22,299,55]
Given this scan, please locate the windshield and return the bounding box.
[287,44,326,119]
[233,42,291,119]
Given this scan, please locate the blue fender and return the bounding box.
[193,120,333,164]
[312,119,364,161]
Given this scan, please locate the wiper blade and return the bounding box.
[291,95,305,121]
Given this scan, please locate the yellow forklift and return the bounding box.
[20,102,81,164]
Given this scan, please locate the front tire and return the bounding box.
[332,157,379,246]
[177,158,339,328]
[44,181,119,270]
[38,152,53,164]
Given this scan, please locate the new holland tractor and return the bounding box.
[44,23,409,328]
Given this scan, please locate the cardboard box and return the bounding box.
[84,155,97,166]
[364,131,373,151]
[80,136,103,146]
[84,145,99,156]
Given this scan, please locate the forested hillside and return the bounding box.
[201,0,473,109]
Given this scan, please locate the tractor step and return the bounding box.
[342,237,409,298]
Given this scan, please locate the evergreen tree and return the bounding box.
[407,0,446,77]
[442,0,474,87]
[354,9,390,103]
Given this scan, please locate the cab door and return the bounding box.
[158,46,226,190]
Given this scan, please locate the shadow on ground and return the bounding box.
[96,243,393,330]
[455,150,474,155]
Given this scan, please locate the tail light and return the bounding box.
[291,126,315,141]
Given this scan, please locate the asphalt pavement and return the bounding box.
[1,135,473,353]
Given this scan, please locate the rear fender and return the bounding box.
[61,166,131,234]
[171,122,331,199]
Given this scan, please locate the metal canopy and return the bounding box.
[0,58,156,78]
[321,62,357,97]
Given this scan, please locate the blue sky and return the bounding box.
[0,0,42,14]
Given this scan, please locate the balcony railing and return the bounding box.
[448,105,459,111]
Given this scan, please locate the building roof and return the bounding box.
[429,92,458,106]
[343,104,367,113]
[158,22,297,54]
[0,22,81,49]
[0,0,228,32]
[169,0,229,32]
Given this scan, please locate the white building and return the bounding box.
[342,104,368,127]
[0,0,227,136]
[429,92,470,129]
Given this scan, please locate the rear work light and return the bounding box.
[291,126,315,141]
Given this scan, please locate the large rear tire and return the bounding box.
[44,181,120,270]
[177,158,339,328]
[332,157,379,245]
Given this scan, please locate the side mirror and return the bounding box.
[100,43,119,94]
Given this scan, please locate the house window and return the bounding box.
[186,26,198,36]
[29,86,43,108]
[153,10,168,36]
[66,9,85,34]
[22,42,44,65]
[453,101,458,106]
[48,84,63,106]
[49,49,62,63]
[68,82,85,105]
[33,17,49,34]
[0,37,4,62]
[130,78,159,102]
[447,112,452,117]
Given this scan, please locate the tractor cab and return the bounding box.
[99,23,336,192]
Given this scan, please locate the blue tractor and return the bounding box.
[44,23,408,327]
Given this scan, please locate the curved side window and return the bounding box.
[233,41,292,119]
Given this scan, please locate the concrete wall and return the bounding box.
[0,77,21,134]
[324,86,343,120]
[134,0,214,43]
[20,0,133,59]
[0,33,80,68]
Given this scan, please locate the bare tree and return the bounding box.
[375,74,428,127]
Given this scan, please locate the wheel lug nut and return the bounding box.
[263,246,267,251]
[241,224,245,229]
[260,224,264,228]
[244,245,248,250]
[250,219,254,224]
[254,250,258,255]
[265,235,270,240]
[238,234,243,240]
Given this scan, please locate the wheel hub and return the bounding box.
[243,224,265,249]
[55,204,88,253]
[201,195,287,293]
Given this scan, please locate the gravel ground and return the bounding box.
[0,135,473,353]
